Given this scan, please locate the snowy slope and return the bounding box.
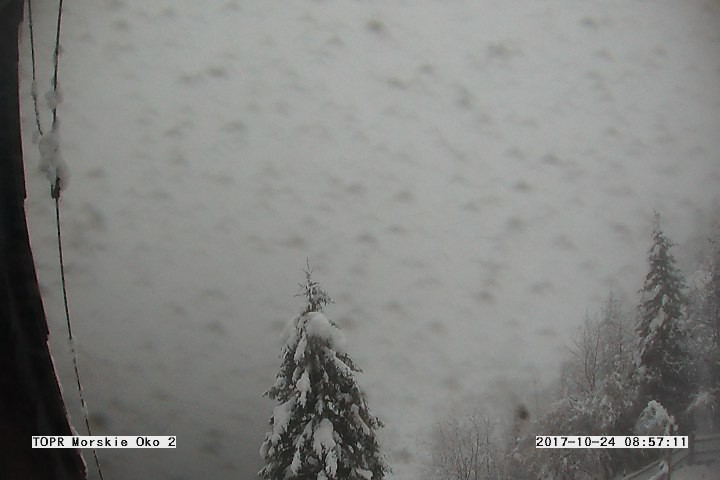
[19,1,720,479]
[672,464,720,480]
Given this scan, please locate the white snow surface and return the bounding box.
[306,312,347,353]
[38,126,69,189]
[313,418,339,478]
[18,1,720,479]
[294,329,308,363]
[313,419,337,456]
[671,463,720,480]
[289,311,347,362]
[356,468,374,480]
[270,397,296,446]
[297,370,311,408]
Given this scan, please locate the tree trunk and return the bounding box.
[0,1,86,478]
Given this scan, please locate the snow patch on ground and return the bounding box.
[671,463,720,480]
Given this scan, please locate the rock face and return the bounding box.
[0,2,85,478]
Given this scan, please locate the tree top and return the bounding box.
[297,260,333,314]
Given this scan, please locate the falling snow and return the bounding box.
[19,1,720,479]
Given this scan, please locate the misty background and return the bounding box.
[18,0,720,479]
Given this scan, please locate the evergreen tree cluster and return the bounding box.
[262,214,720,480]
[431,213,720,480]
[510,213,720,479]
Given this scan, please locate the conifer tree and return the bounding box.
[259,266,390,480]
[635,214,693,432]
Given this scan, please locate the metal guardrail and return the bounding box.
[620,434,720,480]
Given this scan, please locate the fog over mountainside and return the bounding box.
[19,1,720,478]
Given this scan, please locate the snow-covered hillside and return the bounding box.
[19,1,720,479]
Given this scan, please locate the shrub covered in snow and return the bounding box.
[634,400,677,436]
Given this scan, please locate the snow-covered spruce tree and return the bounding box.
[635,214,693,432]
[259,267,390,480]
